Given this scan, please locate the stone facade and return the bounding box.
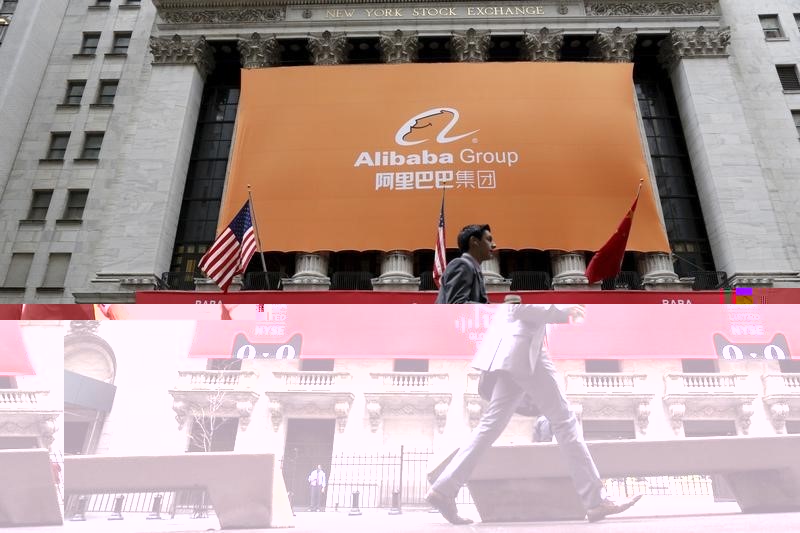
[0,0,799,302]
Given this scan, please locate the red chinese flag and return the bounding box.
[585,184,642,284]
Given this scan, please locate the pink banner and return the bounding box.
[184,304,799,361]
[0,322,35,376]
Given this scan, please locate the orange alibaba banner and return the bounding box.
[221,63,671,252]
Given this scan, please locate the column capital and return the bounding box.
[308,30,347,65]
[591,26,637,63]
[379,30,418,64]
[659,26,731,69]
[521,28,564,62]
[451,28,491,63]
[149,34,215,80]
[237,32,280,68]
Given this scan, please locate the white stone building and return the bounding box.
[0,0,799,303]
[65,317,800,509]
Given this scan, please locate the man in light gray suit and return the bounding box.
[426,302,642,524]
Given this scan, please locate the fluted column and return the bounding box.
[638,251,686,290]
[237,32,280,68]
[550,251,594,290]
[370,30,421,291]
[521,28,564,62]
[482,256,511,292]
[308,30,347,65]
[593,26,682,289]
[659,27,791,282]
[281,252,331,291]
[372,250,419,291]
[283,31,346,291]
[451,28,491,62]
[591,26,637,63]
[379,30,418,64]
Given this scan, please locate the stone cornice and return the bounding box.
[585,1,718,16]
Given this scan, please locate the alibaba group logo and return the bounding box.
[395,107,479,146]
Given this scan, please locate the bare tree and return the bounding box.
[187,389,231,453]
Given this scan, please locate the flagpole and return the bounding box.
[247,184,270,290]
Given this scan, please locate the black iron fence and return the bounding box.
[64,489,210,520]
[282,447,723,510]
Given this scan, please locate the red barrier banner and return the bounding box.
[181,304,799,361]
[134,290,800,305]
[0,322,35,376]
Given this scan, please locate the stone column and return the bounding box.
[372,251,419,291]
[308,30,347,65]
[451,28,491,62]
[282,252,331,291]
[378,29,418,64]
[370,30,420,291]
[638,252,688,291]
[282,31,346,291]
[660,26,792,283]
[237,32,280,68]
[550,251,593,290]
[85,35,214,299]
[482,256,511,292]
[521,28,564,62]
[593,26,682,288]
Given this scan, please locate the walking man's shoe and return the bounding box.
[425,489,474,525]
[586,494,643,523]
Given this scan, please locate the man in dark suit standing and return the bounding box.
[435,224,495,304]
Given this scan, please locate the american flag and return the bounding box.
[433,196,447,288]
[198,202,258,292]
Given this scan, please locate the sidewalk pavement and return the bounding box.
[17,499,799,533]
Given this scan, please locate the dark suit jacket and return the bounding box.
[435,254,489,304]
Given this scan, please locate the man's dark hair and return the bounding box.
[457,224,491,254]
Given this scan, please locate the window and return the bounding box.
[759,15,784,39]
[792,111,800,137]
[93,0,111,6]
[96,80,118,104]
[681,359,718,373]
[777,65,800,91]
[63,190,89,220]
[41,253,70,288]
[300,359,334,371]
[27,190,53,220]
[0,1,17,15]
[80,132,104,159]
[46,133,70,160]
[795,14,800,31]
[111,32,131,54]
[124,0,141,4]
[0,376,16,389]
[4,253,33,288]
[584,360,621,373]
[779,359,800,373]
[393,359,429,372]
[64,81,86,105]
[80,32,100,55]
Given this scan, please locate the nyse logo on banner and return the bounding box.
[354,107,519,192]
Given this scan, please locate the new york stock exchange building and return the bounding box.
[1,0,800,303]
